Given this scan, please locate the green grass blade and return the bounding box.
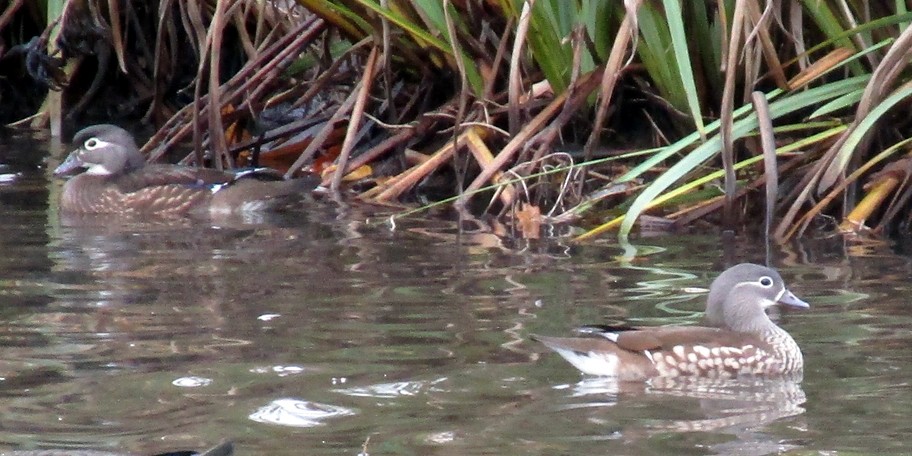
[663,0,706,136]
[821,82,912,190]
[809,89,864,118]
[618,75,871,238]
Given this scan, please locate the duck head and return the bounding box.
[704,263,809,333]
[55,124,147,177]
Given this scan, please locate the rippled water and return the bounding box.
[1,133,912,455]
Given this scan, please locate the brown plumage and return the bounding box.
[54,124,317,216]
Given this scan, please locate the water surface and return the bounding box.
[0,132,910,455]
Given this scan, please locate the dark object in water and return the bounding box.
[2,440,233,456]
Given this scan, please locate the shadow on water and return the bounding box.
[3,133,912,454]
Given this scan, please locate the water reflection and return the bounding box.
[542,375,805,449]
[248,399,356,428]
[7,132,912,453]
[334,377,449,398]
[8,205,899,454]
[172,376,214,388]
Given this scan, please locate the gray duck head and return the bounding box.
[54,125,147,177]
[704,263,808,333]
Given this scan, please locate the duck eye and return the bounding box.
[84,138,100,150]
[758,276,773,287]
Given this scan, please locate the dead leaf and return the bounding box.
[516,203,542,239]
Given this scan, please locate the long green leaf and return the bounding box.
[615,95,770,183]
[636,3,679,108]
[821,82,912,190]
[663,0,706,136]
[352,0,484,93]
[618,75,871,238]
[809,89,864,119]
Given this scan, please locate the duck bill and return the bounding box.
[54,151,86,177]
[777,288,810,309]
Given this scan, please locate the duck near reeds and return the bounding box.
[54,124,317,216]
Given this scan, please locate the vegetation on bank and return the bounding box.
[2,0,912,241]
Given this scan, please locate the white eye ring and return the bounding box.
[84,138,101,150]
[758,276,774,287]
